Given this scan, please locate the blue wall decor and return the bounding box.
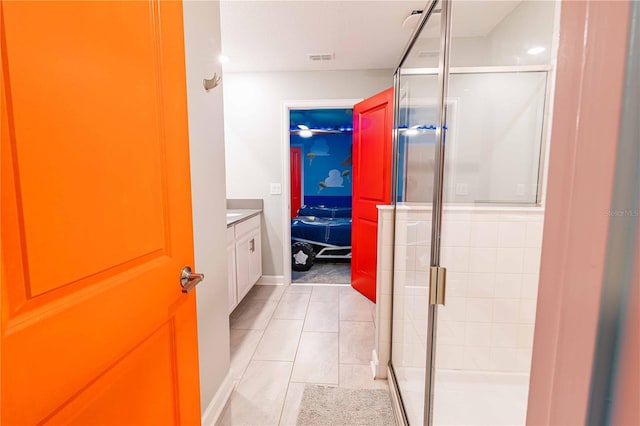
[290,109,353,208]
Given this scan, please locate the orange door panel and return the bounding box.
[351,88,394,302]
[1,1,201,424]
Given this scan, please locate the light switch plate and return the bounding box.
[270,183,282,195]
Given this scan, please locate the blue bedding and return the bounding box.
[297,205,352,218]
[291,216,352,247]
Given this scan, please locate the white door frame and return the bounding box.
[280,99,362,286]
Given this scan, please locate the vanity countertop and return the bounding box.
[226,209,262,226]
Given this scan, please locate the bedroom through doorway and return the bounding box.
[289,108,354,285]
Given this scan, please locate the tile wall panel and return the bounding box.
[380,206,544,374]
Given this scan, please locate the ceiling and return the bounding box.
[219,1,521,73]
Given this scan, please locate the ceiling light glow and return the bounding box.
[297,125,312,137]
[218,54,230,64]
[527,46,546,55]
[403,125,420,136]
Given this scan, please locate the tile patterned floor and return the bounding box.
[219,284,388,426]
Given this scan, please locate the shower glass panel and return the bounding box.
[430,1,554,425]
[389,1,557,425]
[431,71,547,426]
[390,1,442,425]
[390,74,440,425]
[442,71,547,204]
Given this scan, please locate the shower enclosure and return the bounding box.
[386,0,557,424]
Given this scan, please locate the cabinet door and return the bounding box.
[248,230,262,286]
[227,241,237,313]
[235,234,252,301]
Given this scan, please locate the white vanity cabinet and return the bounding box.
[227,213,262,313]
[226,226,237,313]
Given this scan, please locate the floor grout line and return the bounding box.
[276,284,314,426]
[238,287,286,383]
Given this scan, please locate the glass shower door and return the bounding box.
[389,0,556,424]
[389,1,444,424]
[432,72,548,426]
[430,1,555,425]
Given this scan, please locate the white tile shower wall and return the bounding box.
[389,205,544,374]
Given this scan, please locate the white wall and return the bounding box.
[406,36,492,68]
[487,0,556,66]
[223,70,393,276]
[182,1,231,421]
[405,1,557,69]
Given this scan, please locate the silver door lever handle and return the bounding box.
[180,266,204,293]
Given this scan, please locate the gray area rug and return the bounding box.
[291,262,351,284]
[296,385,394,426]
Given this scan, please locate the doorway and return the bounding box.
[282,100,361,287]
[288,108,354,285]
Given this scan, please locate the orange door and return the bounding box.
[351,88,393,302]
[1,1,201,424]
[290,147,302,218]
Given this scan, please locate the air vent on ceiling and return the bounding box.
[308,53,334,62]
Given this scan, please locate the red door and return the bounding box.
[1,1,201,424]
[351,88,394,302]
[290,146,302,218]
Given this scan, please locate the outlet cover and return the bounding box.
[455,183,469,196]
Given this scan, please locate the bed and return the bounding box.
[291,205,352,271]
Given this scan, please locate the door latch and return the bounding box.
[180,266,205,293]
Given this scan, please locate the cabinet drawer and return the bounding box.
[235,214,260,238]
[226,226,235,245]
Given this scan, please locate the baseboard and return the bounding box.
[256,275,284,285]
[371,349,378,378]
[201,372,234,426]
[371,349,387,379]
[387,366,408,426]
[371,349,389,379]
